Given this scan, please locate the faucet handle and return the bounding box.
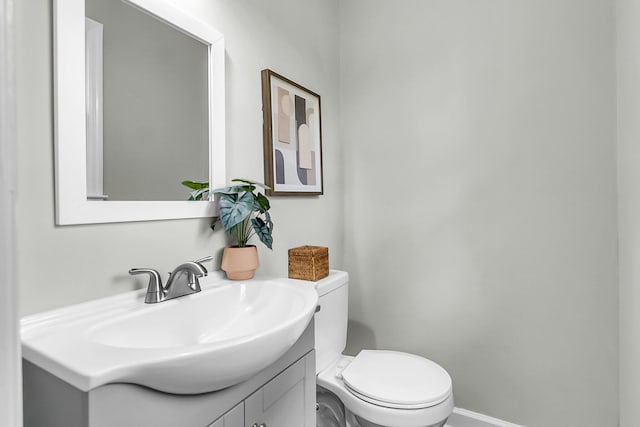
[129,268,166,304]
[193,255,213,266]
[182,257,212,293]
[192,255,213,278]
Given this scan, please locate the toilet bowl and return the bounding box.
[311,271,454,427]
[318,353,453,427]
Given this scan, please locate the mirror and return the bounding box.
[85,0,209,201]
[54,0,225,224]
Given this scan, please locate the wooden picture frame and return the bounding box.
[261,69,323,196]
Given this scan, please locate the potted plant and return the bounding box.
[183,178,273,280]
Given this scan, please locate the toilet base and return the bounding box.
[317,386,346,427]
[317,384,450,427]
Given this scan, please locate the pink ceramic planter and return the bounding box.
[221,245,259,280]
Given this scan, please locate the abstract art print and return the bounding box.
[261,69,323,196]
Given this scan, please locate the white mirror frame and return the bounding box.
[53,0,225,225]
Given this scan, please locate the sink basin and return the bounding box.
[21,272,318,394]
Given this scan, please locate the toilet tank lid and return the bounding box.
[312,270,349,296]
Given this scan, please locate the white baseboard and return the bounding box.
[446,407,524,427]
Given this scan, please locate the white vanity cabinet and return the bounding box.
[207,350,315,427]
[208,403,244,427]
[244,349,316,427]
[23,321,316,427]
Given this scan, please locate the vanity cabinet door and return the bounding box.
[208,402,244,427]
[244,351,316,427]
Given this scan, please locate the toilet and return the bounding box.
[312,271,454,427]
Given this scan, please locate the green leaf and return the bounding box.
[251,217,273,249]
[218,192,254,232]
[189,188,210,201]
[264,211,273,230]
[182,180,209,190]
[231,178,271,191]
[254,192,270,213]
[211,185,243,195]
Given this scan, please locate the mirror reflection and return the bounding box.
[85,0,209,201]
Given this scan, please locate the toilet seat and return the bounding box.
[341,350,452,410]
[317,353,454,427]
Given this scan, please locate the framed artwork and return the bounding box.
[261,69,323,196]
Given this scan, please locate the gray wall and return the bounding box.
[16,0,342,315]
[340,1,618,426]
[86,0,209,201]
[16,0,622,425]
[617,0,640,425]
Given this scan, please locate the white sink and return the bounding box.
[21,272,318,394]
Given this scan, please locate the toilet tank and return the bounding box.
[313,270,349,374]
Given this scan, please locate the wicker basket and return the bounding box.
[288,246,329,281]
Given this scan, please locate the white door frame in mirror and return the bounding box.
[54,0,225,225]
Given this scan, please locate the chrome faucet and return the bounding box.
[129,256,212,304]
